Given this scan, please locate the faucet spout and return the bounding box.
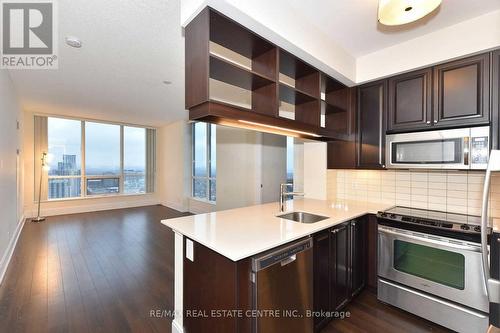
[279,183,305,212]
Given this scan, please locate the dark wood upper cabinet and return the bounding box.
[492,50,500,150]
[387,68,432,132]
[326,86,357,169]
[185,7,349,141]
[433,53,490,127]
[357,80,386,169]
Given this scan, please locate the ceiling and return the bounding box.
[6,0,500,127]
[288,0,500,57]
[8,0,186,127]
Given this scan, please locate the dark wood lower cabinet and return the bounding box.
[350,219,367,297]
[366,214,379,291]
[313,216,375,332]
[183,239,252,333]
[313,230,331,332]
[331,223,350,311]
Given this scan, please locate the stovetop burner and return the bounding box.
[377,206,492,242]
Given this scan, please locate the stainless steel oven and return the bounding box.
[378,225,488,312]
[386,126,490,169]
[378,225,489,332]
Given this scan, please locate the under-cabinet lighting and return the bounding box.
[237,120,321,137]
[378,0,441,26]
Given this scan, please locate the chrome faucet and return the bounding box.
[279,183,305,212]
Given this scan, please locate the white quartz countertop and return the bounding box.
[161,198,393,261]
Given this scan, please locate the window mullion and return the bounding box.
[81,120,86,198]
[120,125,124,194]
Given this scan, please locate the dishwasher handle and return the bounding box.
[252,237,312,272]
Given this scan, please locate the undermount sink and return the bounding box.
[277,211,329,224]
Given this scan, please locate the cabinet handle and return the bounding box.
[426,121,431,124]
[352,221,356,226]
[331,229,337,234]
[434,120,438,123]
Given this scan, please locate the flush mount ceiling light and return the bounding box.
[65,36,82,48]
[378,0,442,26]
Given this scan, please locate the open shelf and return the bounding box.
[322,100,347,114]
[280,50,317,79]
[210,54,275,91]
[210,10,275,60]
[279,82,317,105]
[185,6,352,141]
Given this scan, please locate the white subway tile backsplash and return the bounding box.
[326,169,500,217]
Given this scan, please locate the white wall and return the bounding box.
[0,70,24,283]
[303,142,327,200]
[22,111,161,217]
[259,133,287,204]
[157,120,191,212]
[357,9,500,83]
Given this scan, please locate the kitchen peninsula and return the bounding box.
[162,198,392,333]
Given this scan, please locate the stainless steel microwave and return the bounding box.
[385,126,490,169]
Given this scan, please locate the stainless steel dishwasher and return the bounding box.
[251,237,313,333]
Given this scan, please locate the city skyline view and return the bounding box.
[47,117,149,199]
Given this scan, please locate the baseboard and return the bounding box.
[24,198,161,218]
[162,200,188,213]
[0,215,25,286]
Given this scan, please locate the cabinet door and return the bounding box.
[313,231,331,332]
[388,68,432,132]
[433,53,490,127]
[330,223,350,311]
[357,80,386,169]
[350,220,366,297]
[327,141,356,169]
[493,50,500,150]
[366,215,378,291]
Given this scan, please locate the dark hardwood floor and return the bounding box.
[324,290,452,333]
[0,205,190,333]
[0,205,452,333]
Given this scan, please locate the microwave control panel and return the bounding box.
[471,136,489,165]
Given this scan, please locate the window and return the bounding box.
[85,122,121,195]
[42,116,154,200]
[124,126,146,194]
[192,122,216,202]
[47,118,82,199]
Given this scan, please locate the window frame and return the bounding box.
[191,122,216,203]
[45,116,153,201]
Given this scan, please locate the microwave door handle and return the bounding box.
[464,136,470,166]
[481,150,500,303]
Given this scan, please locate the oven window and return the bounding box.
[392,138,462,164]
[394,240,465,290]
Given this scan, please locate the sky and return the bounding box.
[48,117,146,174]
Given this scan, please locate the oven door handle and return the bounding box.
[481,150,500,303]
[378,227,481,253]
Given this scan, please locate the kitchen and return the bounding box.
[0,1,500,333]
[164,2,500,333]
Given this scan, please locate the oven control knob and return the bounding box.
[390,214,397,219]
[380,213,387,218]
[473,226,481,232]
[460,224,470,231]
